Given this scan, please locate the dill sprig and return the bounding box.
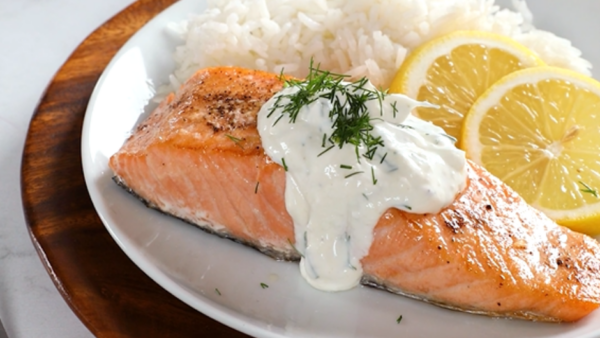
[318,145,335,157]
[260,283,269,289]
[287,238,304,258]
[380,152,388,164]
[371,166,378,185]
[269,60,385,160]
[579,181,599,198]
[281,157,288,171]
[225,134,244,149]
[345,171,364,179]
[440,133,457,143]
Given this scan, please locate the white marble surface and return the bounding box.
[0,1,134,337]
[2,1,600,338]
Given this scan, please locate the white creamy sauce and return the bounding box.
[257,80,467,292]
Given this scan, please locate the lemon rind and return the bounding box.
[390,30,545,96]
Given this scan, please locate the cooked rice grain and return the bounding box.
[167,0,591,90]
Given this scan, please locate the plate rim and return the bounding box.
[79,1,600,338]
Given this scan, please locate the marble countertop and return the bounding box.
[1,1,600,337]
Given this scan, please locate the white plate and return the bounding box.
[82,1,600,337]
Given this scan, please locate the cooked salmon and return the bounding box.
[109,66,600,322]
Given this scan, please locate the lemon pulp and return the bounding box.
[462,67,600,235]
[390,31,544,143]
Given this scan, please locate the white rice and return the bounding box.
[165,0,591,91]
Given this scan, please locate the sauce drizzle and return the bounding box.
[257,73,467,291]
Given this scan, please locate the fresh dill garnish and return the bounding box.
[362,193,369,200]
[403,205,412,210]
[254,181,259,194]
[282,157,288,171]
[322,133,327,147]
[278,66,285,80]
[345,171,364,179]
[287,238,304,258]
[225,134,244,149]
[318,145,335,157]
[396,315,403,324]
[268,60,386,160]
[391,101,398,118]
[380,152,388,164]
[375,89,385,116]
[215,288,221,296]
[260,283,269,289]
[225,134,241,142]
[579,181,599,198]
[371,166,378,185]
[340,164,353,170]
[363,147,378,161]
[273,113,285,126]
[440,133,457,143]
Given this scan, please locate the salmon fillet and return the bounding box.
[109,66,600,322]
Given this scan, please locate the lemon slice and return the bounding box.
[389,31,544,142]
[462,66,600,235]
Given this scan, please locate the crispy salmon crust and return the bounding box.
[109,66,600,322]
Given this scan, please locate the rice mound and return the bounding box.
[166,0,591,90]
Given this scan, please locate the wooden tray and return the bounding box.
[21,1,249,336]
